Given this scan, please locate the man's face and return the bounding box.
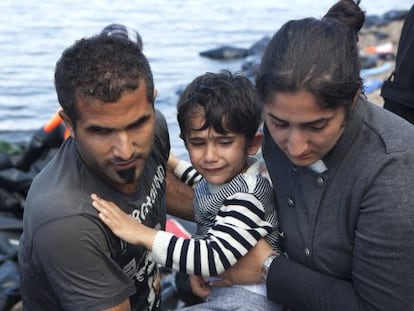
[264,90,347,167]
[64,81,156,193]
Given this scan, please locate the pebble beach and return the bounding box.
[358,18,404,105]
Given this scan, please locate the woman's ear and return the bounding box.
[352,89,361,109]
[247,130,264,156]
[58,110,75,138]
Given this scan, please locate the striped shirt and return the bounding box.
[151,157,280,276]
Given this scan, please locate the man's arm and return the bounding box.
[165,165,195,221]
[34,216,136,310]
[103,298,131,311]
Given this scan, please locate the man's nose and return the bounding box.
[113,131,134,160]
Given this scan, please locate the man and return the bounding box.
[18,34,193,310]
[14,23,143,172]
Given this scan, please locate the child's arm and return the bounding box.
[168,152,202,187]
[91,193,156,250]
[152,193,274,276]
[91,192,273,277]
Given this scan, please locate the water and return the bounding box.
[0,0,411,158]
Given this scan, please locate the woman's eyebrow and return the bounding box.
[266,111,332,125]
[303,117,331,126]
[266,112,286,122]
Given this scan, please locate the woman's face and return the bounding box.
[264,90,347,167]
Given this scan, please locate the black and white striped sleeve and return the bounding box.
[173,159,202,188]
[150,192,272,276]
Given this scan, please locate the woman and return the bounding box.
[216,1,414,310]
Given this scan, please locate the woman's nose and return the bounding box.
[286,129,308,157]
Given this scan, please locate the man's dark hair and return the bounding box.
[54,35,154,125]
[177,70,262,142]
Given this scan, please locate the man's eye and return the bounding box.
[127,116,150,130]
[91,128,112,135]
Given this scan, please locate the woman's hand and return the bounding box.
[190,275,211,300]
[212,239,273,286]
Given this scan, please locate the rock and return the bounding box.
[199,46,249,60]
[358,16,405,105]
[383,9,409,22]
[360,55,378,69]
[247,36,270,56]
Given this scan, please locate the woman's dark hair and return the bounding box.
[256,0,365,112]
[177,70,262,142]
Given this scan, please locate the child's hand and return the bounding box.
[90,193,156,250]
[167,152,180,171]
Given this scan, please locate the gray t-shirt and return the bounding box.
[19,111,170,311]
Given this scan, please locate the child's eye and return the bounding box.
[218,140,233,145]
[188,140,205,147]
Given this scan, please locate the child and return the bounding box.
[92,70,281,310]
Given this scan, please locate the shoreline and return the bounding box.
[358,19,404,106]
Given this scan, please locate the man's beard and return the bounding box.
[116,167,137,184]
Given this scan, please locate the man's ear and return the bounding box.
[153,89,158,101]
[58,110,75,138]
[247,130,264,156]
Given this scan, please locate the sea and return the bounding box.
[0,0,411,158]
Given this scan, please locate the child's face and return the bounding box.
[184,115,253,185]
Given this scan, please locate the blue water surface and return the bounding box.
[0,0,410,157]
